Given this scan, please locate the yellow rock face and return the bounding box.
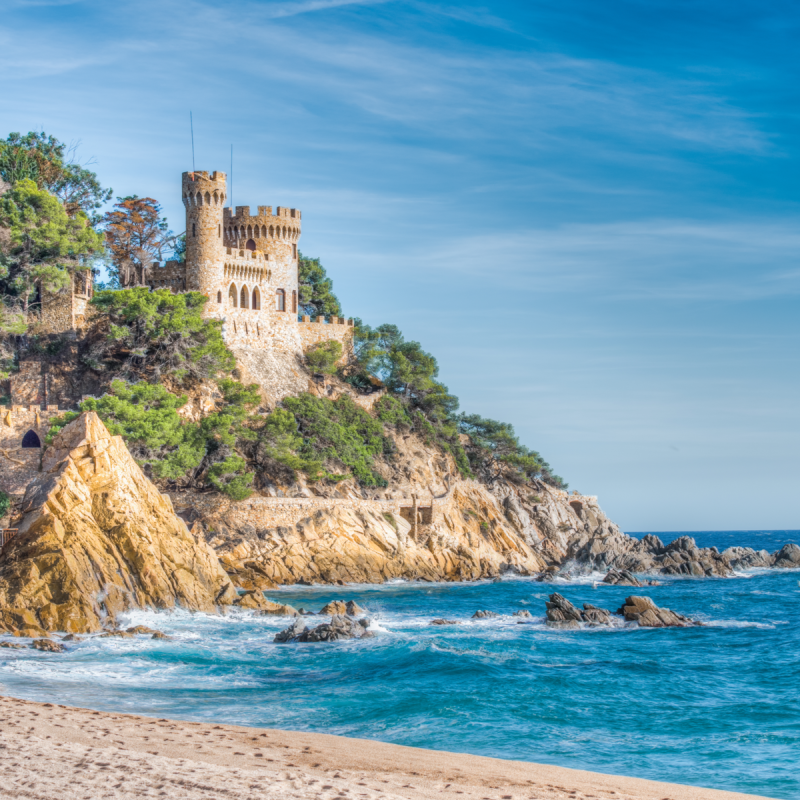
[0,412,235,634]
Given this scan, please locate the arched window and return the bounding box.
[292,290,297,314]
[240,285,249,309]
[246,239,256,251]
[217,290,222,304]
[21,430,41,448]
[228,283,237,307]
[252,287,261,310]
[276,288,285,312]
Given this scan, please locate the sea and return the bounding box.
[1,530,798,799]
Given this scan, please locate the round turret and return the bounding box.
[182,171,227,294]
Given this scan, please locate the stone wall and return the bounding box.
[10,344,84,409]
[0,405,64,495]
[147,259,187,291]
[298,316,354,356]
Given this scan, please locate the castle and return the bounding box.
[146,171,353,357]
[19,170,354,409]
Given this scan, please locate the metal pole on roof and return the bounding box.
[190,111,195,173]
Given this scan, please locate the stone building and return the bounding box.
[17,170,354,407]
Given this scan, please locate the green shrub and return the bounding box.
[208,455,254,501]
[305,339,343,375]
[89,288,236,384]
[0,490,11,519]
[281,393,389,486]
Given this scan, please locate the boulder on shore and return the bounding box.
[0,413,236,635]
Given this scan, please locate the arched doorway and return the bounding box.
[252,287,261,310]
[228,283,237,307]
[22,430,41,448]
[246,239,256,251]
[240,285,249,309]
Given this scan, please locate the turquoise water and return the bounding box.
[1,530,798,799]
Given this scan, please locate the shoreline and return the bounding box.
[0,694,776,800]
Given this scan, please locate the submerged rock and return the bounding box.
[472,610,499,619]
[512,610,533,618]
[319,600,365,616]
[616,596,701,628]
[430,618,459,625]
[0,413,236,635]
[274,614,374,643]
[602,569,643,587]
[545,593,699,629]
[30,638,64,653]
[0,640,26,649]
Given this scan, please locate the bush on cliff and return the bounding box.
[280,394,390,486]
[46,378,260,499]
[87,287,236,384]
[305,339,342,375]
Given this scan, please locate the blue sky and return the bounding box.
[2,0,798,531]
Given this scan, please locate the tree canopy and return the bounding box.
[0,178,103,317]
[102,196,174,287]
[0,132,112,222]
[298,253,342,319]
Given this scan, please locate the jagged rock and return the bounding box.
[580,604,613,626]
[0,413,236,635]
[430,618,458,625]
[512,610,533,618]
[126,626,158,635]
[274,618,307,643]
[545,593,583,625]
[545,593,697,629]
[31,638,64,652]
[256,599,300,616]
[0,640,26,649]
[151,631,171,640]
[773,543,800,568]
[274,614,374,643]
[472,610,499,619]
[62,634,82,642]
[720,547,773,570]
[602,569,642,587]
[319,600,365,616]
[616,596,700,628]
[99,631,135,639]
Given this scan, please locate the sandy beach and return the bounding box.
[0,695,775,800]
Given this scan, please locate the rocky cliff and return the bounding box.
[0,413,236,636]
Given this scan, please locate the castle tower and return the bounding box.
[182,171,226,295]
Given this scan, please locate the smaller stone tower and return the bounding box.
[182,171,226,295]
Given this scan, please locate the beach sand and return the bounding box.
[0,695,774,800]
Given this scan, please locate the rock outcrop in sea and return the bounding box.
[0,413,237,636]
[544,592,700,629]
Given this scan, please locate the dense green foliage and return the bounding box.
[46,378,260,499]
[305,339,343,375]
[87,287,236,384]
[0,132,112,222]
[298,254,342,319]
[458,414,566,488]
[0,489,10,519]
[280,394,391,486]
[0,178,103,319]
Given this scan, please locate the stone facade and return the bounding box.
[39,270,93,335]
[166,170,353,363]
[0,405,63,495]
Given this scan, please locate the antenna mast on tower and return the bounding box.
[190,111,196,174]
